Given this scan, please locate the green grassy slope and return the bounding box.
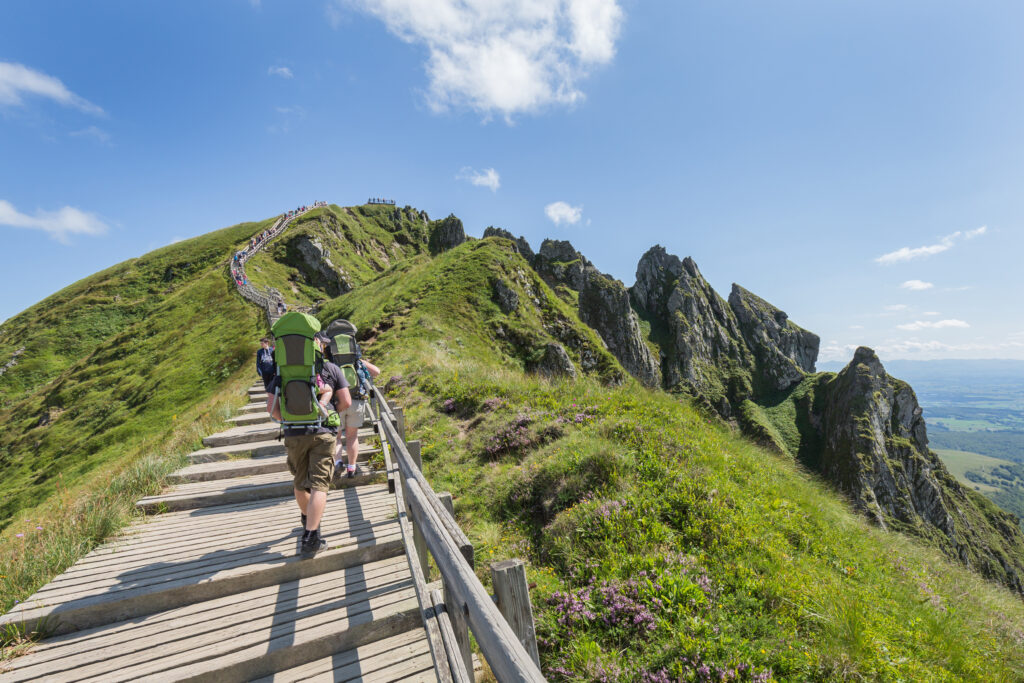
[319,238,1024,681]
[0,219,273,532]
[244,203,432,307]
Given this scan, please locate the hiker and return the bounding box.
[336,355,380,478]
[266,331,351,557]
[255,337,275,390]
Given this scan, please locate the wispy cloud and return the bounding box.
[456,167,500,192]
[268,66,294,79]
[884,304,908,312]
[923,311,940,316]
[268,105,306,134]
[545,201,582,225]
[875,225,987,265]
[896,319,969,331]
[69,125,111,144]
[336,0,624,120]
[0,62,103,115]
[819,336,1024,362]
[900,279,933,291]
[0,199,109,244]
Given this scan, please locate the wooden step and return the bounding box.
[188,440,286,463]
[252,629,437,682]
[187,441,380,465]
[0,486,402,637]
[228,412,275,426]
[238,402,268,414]
[2,557,423,682]
[137,465,385,512]
[203,424,376,448]
[171,449,382,484]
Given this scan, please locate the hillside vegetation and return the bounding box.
[4,208,1024,680]
[317,237,1024,681]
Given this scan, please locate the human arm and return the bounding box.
[266,393,281,421]
[361,359,381,378]
[334,386,352,412]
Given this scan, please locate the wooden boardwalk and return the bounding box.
[0,386,433,682]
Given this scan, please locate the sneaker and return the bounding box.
[346,465,357,479]
[300,530,326,558]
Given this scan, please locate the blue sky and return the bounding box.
[2,1,1022,362]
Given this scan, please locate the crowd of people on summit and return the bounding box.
[367,197,395,205]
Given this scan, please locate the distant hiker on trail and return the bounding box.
[336,354,380,478]
[255,337,275,390]
[266,331,351,557]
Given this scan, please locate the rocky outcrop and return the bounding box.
[429,214,466,254]
[729,284,820,392]
[492,277,519,314]
[533,240,592,291]
[632,248,756,416]
[289,236,351,297]
[527,239,659,387]
[532,343,577,380]
[799,347,1024,593]
[579,273,660,387]
[483,227,535,265]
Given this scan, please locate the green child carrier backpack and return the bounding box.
[270,311,328,426]
[324,318,370,400]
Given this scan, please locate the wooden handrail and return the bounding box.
[373,389,473,562]
[406,478,546,682]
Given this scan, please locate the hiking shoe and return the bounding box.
[300,531,326,558]
[346,465,357,479]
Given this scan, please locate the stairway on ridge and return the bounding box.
[0,383,438,683]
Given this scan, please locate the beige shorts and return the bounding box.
[340,399,370,431]
[284,433,336,493]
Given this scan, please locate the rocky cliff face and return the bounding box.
[429,214,466,254]
[516,238,659,386]
[729,284,820,392]
[579,272,661,387]
[288,236,352,297]
[803,348,1024,592]
[482,227,535,265]
[632,248,757,415]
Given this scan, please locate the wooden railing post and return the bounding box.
[490,559,540,667]
[439,492,474,677]
[407,440,431,581]
[388,399,406,441]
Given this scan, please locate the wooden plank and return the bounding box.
[405,479,545,682]
[1,512,404,637]
[250,629,434,682]
[7,578,422,682]
[430,589,472,683]
[490,559,540,667]
[4,556,413,674]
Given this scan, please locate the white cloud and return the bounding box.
[875,226,987,265]
[337,0,624,120]
[0,62,103,115]
[69,126,111,144]
[268,66,294,79]
[884,304,908,311]
[456,166,500,191]
[896,319,970,331]
[849,324,864,330]
[0,199,109,244]
[545,200,582,225]
[900,279,933,291]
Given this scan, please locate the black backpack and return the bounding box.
[324,319,370,400]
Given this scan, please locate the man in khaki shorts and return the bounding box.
[267,333,351,557]
[337,356,380,478]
